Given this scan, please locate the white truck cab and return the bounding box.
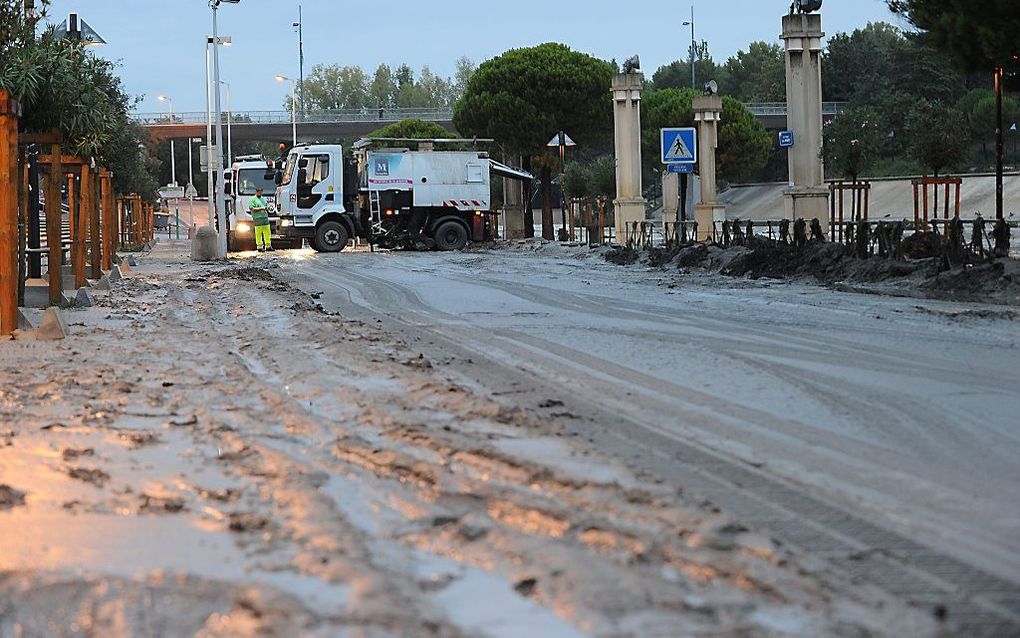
[276,138,531,252]
[223,155,295,251]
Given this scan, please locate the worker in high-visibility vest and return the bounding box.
[249,187,273,252]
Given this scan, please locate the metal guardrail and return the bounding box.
[744,102,847,116]
[130,108,454,126]
[130,103,848,127]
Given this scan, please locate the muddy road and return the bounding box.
[0,241,1016,636]
[275,245,1020,636]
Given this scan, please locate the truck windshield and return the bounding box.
[237,169,277,196]
[281,153,298,186]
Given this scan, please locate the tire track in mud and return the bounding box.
[281,257,1020,637]
[187,264,940,636]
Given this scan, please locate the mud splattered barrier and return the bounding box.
[609,239,1020,306]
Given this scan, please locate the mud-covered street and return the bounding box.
[1,242,1018,636]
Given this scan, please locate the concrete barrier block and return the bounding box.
[94,274,112,291]
[74,287,94,308]
[15,307,69,341]
[127,255,138,266]
[191,226,219,262]
[109,265,123,282]
[23,279,50,309]
[17,309,35,331]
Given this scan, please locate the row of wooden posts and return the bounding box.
[0,90,155,336]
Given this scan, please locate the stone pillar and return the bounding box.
[662,172,679,220]
[782,11,829,232]
[611,72,646,241]
[693,95,725,241]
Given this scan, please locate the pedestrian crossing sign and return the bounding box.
[661,128,697,165]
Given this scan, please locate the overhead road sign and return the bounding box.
[661,128,697,165]
[159,185,186,199]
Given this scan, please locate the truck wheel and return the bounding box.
[433,221,469,251]
[315,221,349,253]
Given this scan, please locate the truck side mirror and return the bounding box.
[275,170,283,186]
[297,168,308,185]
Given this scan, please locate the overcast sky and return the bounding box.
[42,0,902,114]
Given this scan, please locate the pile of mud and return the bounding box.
[609,239,1020,305]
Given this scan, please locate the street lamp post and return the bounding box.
[277,75,297,146]
[210,0,238,259]
[219,80,233,167]
[683,7,696,89]
[205,38,214,229]
[293,5,304,116]
[158,95,176,186]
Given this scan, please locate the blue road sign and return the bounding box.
[661,128,697,165]
[666,163,694,174]
[779,130,795,148]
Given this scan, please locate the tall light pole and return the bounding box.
[683,7,696,89]
[205,38,214,228]
[293,5,304,116]
[277,75,297,146]
[157,95,177,186]
[219,80,233,166]
[210,0,237,259]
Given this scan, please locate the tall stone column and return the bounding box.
[782,11,828,232]
[611,72,646,241]
[693,95,725,241]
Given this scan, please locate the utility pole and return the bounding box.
[211,1,229,258]
[683,6,696,89]
[158,95,176,186]
[294,5,305,115]
[995,66,1004,220]
[205,38,214,229]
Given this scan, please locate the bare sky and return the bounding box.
[42,0,902,114]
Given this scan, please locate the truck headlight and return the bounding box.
[236,222,253,234]
[279,219,293,227]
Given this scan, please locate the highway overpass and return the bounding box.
[132,103,846,144]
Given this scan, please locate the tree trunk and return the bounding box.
[541,165,553,240]
[522,155,534,238]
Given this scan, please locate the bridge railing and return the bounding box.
[130,107,454,126]
[131,103,848,127]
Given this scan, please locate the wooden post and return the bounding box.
[921,180,929,232]
[87,165,101,279]
[918,181,926,231]
[117,198,125,246]
[0,91,20,335]
[46,146,63,304]
[114,197,122,252]
[73,168,87,289]
[133,195,143,245]
[18,146,28,308]
[100,169,114,270]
